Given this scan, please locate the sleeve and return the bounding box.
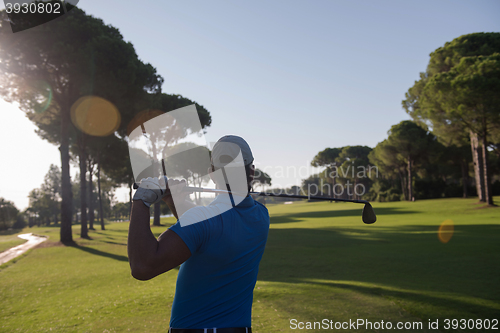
[168,209,209,255]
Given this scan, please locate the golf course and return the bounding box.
[1,196,498,332]
[1,1,500,332]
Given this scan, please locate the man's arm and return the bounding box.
[127,199,191,281]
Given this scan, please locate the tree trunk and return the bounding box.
[481,133,494,205]
[97,161,105,230]
[87,156,95,230]
[461,159,469,198]
[470,131,485,201]
[407,156,413,201]
[60,105,73,243]
[153,201,161,226]
[88,162,95,230]
[399,170,407,201]
[79,140,89,239]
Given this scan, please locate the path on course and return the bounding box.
[0,233,47,265]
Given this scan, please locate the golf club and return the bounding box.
[133,183,377,224]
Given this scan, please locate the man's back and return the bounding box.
[169,195,269,329]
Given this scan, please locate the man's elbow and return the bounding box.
[130,264,154,281]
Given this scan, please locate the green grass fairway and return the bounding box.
[1,197,499,332]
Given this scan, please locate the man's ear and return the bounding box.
[249,164,255,178]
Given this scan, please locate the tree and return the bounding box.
[71,177,81,224]
[426,121,472,198]
[95,133,133,225]
[28,189,51,226]
[251,168,272,191]
[0,198,19,231]
[301,174,326,197]
[369,139,407,201]
[163,142,212,205]
[127,94,212,226]
[95,172,115,224]
[371,121,438,201]
[389,121,439,201]
[111,202,130,221]
[420,54,500,205]
[403,32,500,205]
[87,155,97,230]
[438,144,472,198]
[0,5,163,242]
[80,152,116,230]
[336,146,372,200]
[399,115,472,198]
[27,165,62,226]
[311,148,341,199]
[41,164,62,224]
[96,154,119,231]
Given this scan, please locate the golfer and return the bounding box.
[128,135,270,333]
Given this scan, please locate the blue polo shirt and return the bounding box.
[168,195,270,329]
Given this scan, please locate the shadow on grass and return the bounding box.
[258,224,500,318]
[271,207,418,224]
[305,279,499,317]
[92,231,112,235]
[64,242,129,262]
[101,240,127,246]
[101,229,129,233]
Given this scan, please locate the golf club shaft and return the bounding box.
[133,182,376,223]
[133,183,369,205]
[185,186,369,205]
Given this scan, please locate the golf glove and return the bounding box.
[133,177,168,207]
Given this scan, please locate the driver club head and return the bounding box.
[362,203,377,224]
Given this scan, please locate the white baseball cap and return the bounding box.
[211,135,254,168]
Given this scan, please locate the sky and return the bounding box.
[1,0,499,210]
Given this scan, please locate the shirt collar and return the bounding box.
[210,193,254,208]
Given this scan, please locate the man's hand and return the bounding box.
[133,176,169,207]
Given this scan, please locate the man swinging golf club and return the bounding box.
[128,135,270,333]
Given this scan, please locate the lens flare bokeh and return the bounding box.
[438,219,454,244]
[30,80,53,114]
[70,96,121,136]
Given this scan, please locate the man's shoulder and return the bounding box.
[177,205,221,227]
[253,199,269,213]
[177,196,269,228]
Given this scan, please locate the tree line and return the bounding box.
[0,10,498,235]
[303,33,500,205]
[0,3,211,238]
[0,3,276,234]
